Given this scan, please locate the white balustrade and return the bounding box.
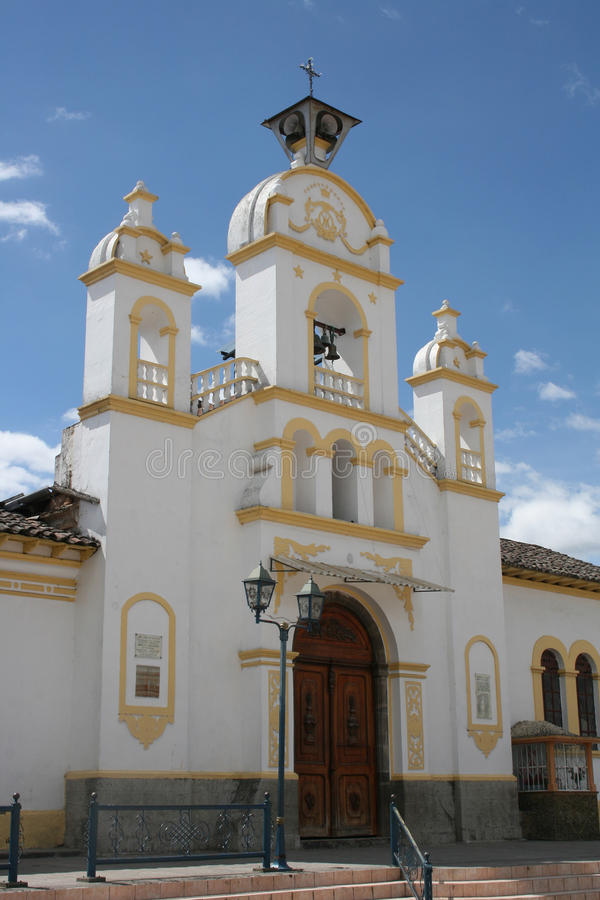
[313,366,364,409]
[137,359,169,405]
[460,449,483,484]
[190,358,261,413]
[405,423,439,478]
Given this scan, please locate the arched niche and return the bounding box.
[128,296,178,407]
[306,283,370,410]
[453,395,486,485]
[331,438,358,523]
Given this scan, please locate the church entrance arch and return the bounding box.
[293,593,383,837]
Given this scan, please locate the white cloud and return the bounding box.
[0,200,59,234]
[0,228,27,243]
[62,408,79,424]
[497,461,600,563]
[538,381,576,401]
[496,423,536,442]
[514,349,547,374]
[0,431,59,499]
[47,106,91,122]
[567,413,600,433]
[530,17,549,26]
[184,257,233,299]
[0,155,42,182]
[380,6,401,19]
[563,63,600,107]
[191,325,209,346]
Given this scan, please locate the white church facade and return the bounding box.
[2,93,600,851]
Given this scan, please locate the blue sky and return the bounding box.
[1,0,599,562]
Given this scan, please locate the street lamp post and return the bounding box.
[243,562,325,871]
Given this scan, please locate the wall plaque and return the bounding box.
[135,633,163,659]
[475,672,491,719]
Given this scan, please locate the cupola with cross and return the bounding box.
[227,65,403,418]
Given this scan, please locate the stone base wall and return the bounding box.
[392,779,522,844]
[518,791,600,840]
[64,776,297,853]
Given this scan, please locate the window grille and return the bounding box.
[512,742,548,791]
[554,743,589,791]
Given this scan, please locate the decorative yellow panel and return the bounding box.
[405,681,425,770]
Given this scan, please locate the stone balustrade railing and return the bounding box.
[313,366,364,409]
[190,358,261,413]
[137,359,169,404]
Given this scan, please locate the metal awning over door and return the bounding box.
[269,554,452,593]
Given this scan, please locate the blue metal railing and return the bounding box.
[83,792,272,879]
[390,796,432,900]
[0,793,25,886]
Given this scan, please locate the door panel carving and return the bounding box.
[294,600,377,837]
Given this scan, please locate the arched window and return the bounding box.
[453,397,485,485]
[541,650,563,727]
[331,439,358,522]
[129,296,178,407]
[291,429,316,515]
[576,654,597,737]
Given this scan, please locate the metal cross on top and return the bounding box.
[299,57,321,96]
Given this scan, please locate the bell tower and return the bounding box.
[227,86,402,416]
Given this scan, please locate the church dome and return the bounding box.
[88,229,120,269]
[227,172,285,255]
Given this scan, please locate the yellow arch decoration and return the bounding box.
[281,418,323,510]
[119,592,176,748]
[453,395,487,487]
[280,166,377,231]
[465,634,503,757]
[306,282,370,409]
[367,439,406,532]
[567,640,600,673]
[128,296,178,407]
[531,635,571,728]
[532,637,600,733]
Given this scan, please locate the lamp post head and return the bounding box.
[296,576,325,633]
[243,562,276,622]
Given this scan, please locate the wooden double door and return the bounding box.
[293,599,377,837]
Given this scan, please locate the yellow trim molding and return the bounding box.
[123,186,159,203]
[227,232,403,291]
[437,480,504,503]
[406,368,498,394]
[465,634,503,758]
[389,662,430,679]
[238,648,299,668]
[236,505,428,550]
[0,810,65,850]
[252,385,409,434]
[119,593,176,748]
[0,568,77,602]
[502,574,600,598]
[79,394,198,429]
[80,258,201,296]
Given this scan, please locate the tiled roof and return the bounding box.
[501,538,600,585]
[0,508,99,548]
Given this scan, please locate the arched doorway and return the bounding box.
[293,595,378,837]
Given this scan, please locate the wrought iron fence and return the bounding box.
[83,792,272,879]
[0,793,25,886]
[390,796,432,900]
